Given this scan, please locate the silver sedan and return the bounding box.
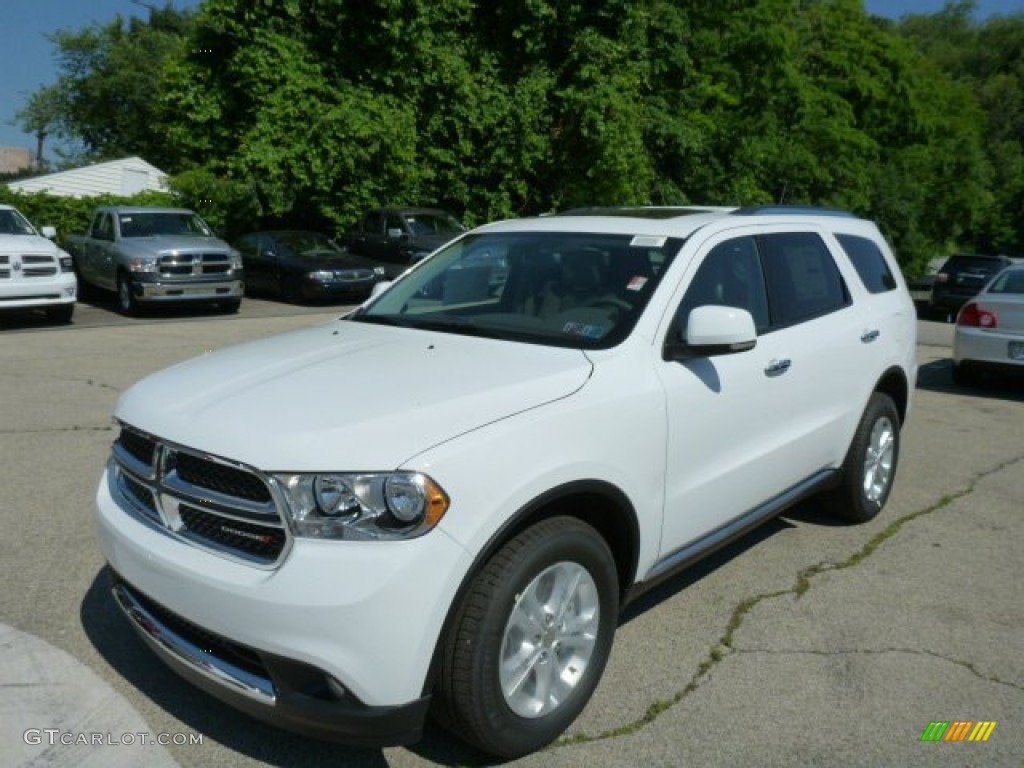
[952,265,1024,385]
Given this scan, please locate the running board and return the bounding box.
[635,469,838,593]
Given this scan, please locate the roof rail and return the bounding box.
[731,205,857,218]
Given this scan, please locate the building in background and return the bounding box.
[0,146,34,175]
[6,156,168,197]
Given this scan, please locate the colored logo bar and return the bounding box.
[920,721,997,742]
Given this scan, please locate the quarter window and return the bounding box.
[835,234,897,294]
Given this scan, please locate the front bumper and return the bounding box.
[95,464,472,744]
[133,276,244,303]
[0,272,77,308]
[110,578,431,745]
[300,278,380,302]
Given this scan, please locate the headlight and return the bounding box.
[274,471,449,540]
[128,255,158,273]
[229,250,243,270]
[59,254,74,272]
[308,270,335,282]
[373,266,387,277]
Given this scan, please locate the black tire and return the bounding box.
[116,272,139,316]
[951,361,979,388]
[828,392,900,523]
[217,298,241,313]
[45,303,74,324]
[434,516,619,759]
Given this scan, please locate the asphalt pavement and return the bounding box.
[0,307,1021,767]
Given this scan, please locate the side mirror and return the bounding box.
[367,280,392,301]
[664,305,757,361]
[40,226,57,240]
[386,227,405,240]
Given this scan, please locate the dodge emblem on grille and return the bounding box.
[12,259,21,272]
[220,524,274,544]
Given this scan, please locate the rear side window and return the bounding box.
[759,232,850,327]
[835,234,897,294]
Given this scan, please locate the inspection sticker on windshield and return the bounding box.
[630,235,666,248]
[627,276,648,292]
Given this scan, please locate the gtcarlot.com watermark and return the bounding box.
[24,729,203,747]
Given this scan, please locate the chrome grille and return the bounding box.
[173,451,271,502]
[158,252,232,278]
[111,424,288,566]
[337,269,375,282]
[0,253,58,278]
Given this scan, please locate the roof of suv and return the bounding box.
[479,204,872,239]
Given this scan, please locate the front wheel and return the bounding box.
[434,516,619,758]
[829,392,900,523]
[45,303,74,324]
[116,272,139,316]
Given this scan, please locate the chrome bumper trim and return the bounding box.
[111,583,277,705]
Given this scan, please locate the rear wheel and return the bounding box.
[829,392,900,523]
[435,516,618,758]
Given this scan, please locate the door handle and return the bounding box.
[861,329,880,343]
[764,358,792,377]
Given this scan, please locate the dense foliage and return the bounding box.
[14,0,1024,271]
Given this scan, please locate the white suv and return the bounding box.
[95,206,917,757]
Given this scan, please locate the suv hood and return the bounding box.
[116,320,592,470]
[0,234,58,254]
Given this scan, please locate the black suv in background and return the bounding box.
[929,253,1015,320]
[345,207,465,277]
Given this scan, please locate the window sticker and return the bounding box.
[562,322,605,339]
[627,275,648,292]
[630,235,667,248]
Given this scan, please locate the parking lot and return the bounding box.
[1,298,1021,767]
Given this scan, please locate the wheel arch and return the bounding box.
[421,479,640,698]
[873,365,910,426]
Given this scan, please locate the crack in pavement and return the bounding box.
[0,426,114,435]
[552,454,1024,749]
[732,647,1024,692]
[0,374,122,393]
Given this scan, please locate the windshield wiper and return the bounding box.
[412,317,507,339]
[348,313,409,326]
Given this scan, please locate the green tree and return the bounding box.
[30,3,195,167]
[894,1,1024,256]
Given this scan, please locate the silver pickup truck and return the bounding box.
[66,206,244,314]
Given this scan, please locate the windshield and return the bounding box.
[352,231,683,349]
[0,208,38,236]
[275,231,341,256]
[404,212,464,237]
[118,212,214,238]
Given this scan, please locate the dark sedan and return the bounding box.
[234,231,387,303]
